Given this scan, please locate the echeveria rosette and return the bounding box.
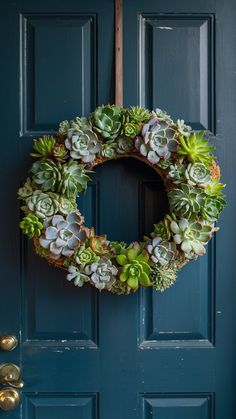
[101,143,117,159]
[91,105,124,141]
[201,195,226,222]
[127,106,151,124]
[31,159,62,192]
[176,119,192,137]
[169,184,205,219]
[170,219,213,258]
[152,217,172,241]
[75,245,100,267]
[66,265,90,287]
[168,163,186,184]
[59,117,91,134]
[65,128,101,163]
[185,162,211,186]
[59,159,91,198]
[135,117,178,164]
[20,214,43,239]
[39,212,87,259]
[116,243,151,290]
[25,190,59,219]
[85,257,118,290]
[116,136,133,154]
[146,237,177,266]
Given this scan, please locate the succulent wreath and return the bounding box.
[18,106,226,294]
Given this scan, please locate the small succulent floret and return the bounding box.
[176,119,192,137]
[52,144,68,162]
[116,136,133,154]
[122,122,140,138]
[39,212,87,259]
[177,132,214,166]
[135,117,178,164]
[152,217,172,240]
[91,105,124,141]
[204,181,225,197]
[152,108,173,122]
[127,106,151,124]
[20,214,43,239]
[59,159,91,198]
[200,194,226,222]
[168,163,186,184]
[18,178,34,199]
[31,159,62,192]
[75,245,100,267]
[146,237,177,266]
[170,219,213,258]
[116,243,151,289]
[90,236,110,256]
[66,265,90,287]
[31,136,56,158]
[59,117,91,134]
[110,279,132,295]
[65,128,100,163]
[101,143,117,159]
[151,263,177,292]
[185,162,211,186]
[169,184,205,219]
[85,257,118,290]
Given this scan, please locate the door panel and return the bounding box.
[0,0,236,418]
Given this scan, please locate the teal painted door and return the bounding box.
[0,0,235,418]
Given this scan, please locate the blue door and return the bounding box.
[0,0,235,418]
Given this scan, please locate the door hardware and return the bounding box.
[0,335,18,351]
[0,364,24,389]
[0,387,20,411]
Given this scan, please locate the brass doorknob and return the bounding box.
[0,335,18,351]
[0,387,20,411]
[0,364,24,389]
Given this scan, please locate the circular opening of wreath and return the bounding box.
[18,106,226,295]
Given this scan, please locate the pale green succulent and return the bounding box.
[122,122,140,138]
[153,216,172,240]
[59,117,91,134]
[204,181,225,197]
[177,132,214,167]
[85,257,118,290]
[127,106,151,124]
[135,117,178,164]
[75,245,100,267]
[52,144,68,162]
[151,263,177,292]
[91,105,124,141]
[153,108,173,122]
[168,163,186,184]
[170,218,212,257]
[116,136,133,154]
[58,196,77,215]
[101,143,117,159]
[169,184,205,219]
[31,136,56,158]
[26,190,60,219]
[185,162,211,186]
[200,195,226,222]
[31,159,62,192]
[18,178,34,199]
[66,265,90,287]
[19,213,43,239]
[65,128,100,163]
[110,279,132,295]
[176,119,192,137]
[116,243,151,289]
[146,237,177,266]
[39,213,87,259]
[59,159,91,198]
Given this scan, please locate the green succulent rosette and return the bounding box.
[18,106,226,294]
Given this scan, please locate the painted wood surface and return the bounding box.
[0,0,236,418]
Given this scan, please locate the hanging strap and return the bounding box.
[115,0,123,106]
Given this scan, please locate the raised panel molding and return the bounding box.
[139,14,214,131]
[141,394,214,419]
[20,14,97,136]
[24,394,97,419]
[21,182,99,345]
[139,238,215,348]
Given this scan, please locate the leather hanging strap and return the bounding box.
[115,0,123,106]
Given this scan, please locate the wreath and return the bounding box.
[18,106,226,294]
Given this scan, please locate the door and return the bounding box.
[0,0,235,418]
